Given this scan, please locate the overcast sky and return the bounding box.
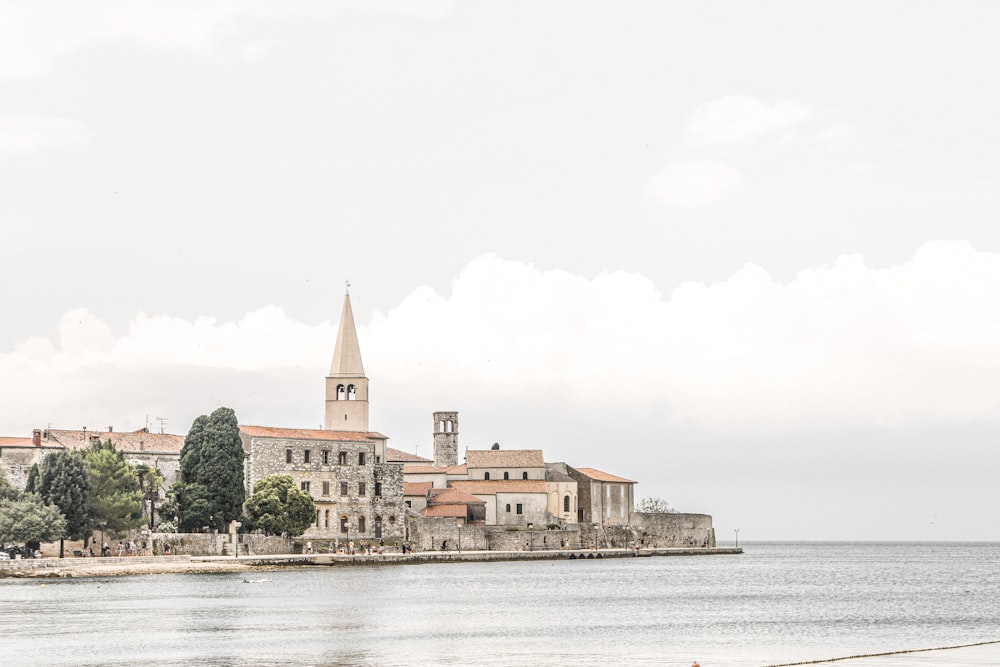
[2,1,999,541]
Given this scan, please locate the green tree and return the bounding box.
[135,464,165,530]
[24,463,40,494]
[175,407,245,532]
[84,439,143,534]
[39,451,92,557]
[244,475,316,537]
[0,494,67,548]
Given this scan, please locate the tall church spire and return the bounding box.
[325,289,370,431]
[328,287,365,378]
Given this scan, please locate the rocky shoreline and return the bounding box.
[0,547,742,579]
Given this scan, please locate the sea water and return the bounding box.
[0,542,997,667]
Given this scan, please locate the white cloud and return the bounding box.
[685,95,809,146]
[0,115,88,155]
[0,0,455,79]
[647,160,744,209]
[3,242,1000,436]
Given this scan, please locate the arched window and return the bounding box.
[438,420,445,433]
[484,472,490,480]
[347,384,357,400]
[388,515,396,524]
[337,384,346,400]
[505,503,511,512]
[564,495,570,512]
[340,516,348,533]
[358,516,366,533]
[522,472,528,480]
[503,472,509,480]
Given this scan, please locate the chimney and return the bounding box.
[32,429,41,447]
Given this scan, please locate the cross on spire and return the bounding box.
[345,279,351,294]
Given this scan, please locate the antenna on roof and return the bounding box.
[156,417,167,434]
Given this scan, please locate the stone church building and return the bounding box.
[239,290,405,541]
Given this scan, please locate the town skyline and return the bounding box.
[2,2,999,542]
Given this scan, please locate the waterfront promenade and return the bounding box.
[0,546,741,578]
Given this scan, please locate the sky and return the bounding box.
[2,1,999,541]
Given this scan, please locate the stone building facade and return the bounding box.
[241,289,406,541]
[240,425,404,540]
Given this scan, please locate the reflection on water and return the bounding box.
[1,543,998,667]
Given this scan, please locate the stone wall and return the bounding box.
[405,514,582,551]
[633,512,716,548]
[151,533,295,556]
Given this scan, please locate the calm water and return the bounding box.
[1,542,998,667]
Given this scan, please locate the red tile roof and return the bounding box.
[421,505,468,518]
[386,447,432,463]
[445,463,467,475]
[0,436,37,448]
[240,425,387,442]
[429,488,486,505]
[450,480,547,495]
[573,467,636,484]
[47,429,184,454]
[404,482,433,496]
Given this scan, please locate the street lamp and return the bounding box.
[734,528,740,548]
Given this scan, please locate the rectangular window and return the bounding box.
[358,482,366,496]
[303,450,311,463]
[516,503,523,515]
[322,450,330,465]
[340,516,348,533]
[301,481,311,493]
[322,481,330,496]
[338,451,347,466]
[374,482,382,497]
[285,449,292,464]
[375,456,381,463]
[340,482,348,496]
[405,500,412,508]
[358,452,366,465]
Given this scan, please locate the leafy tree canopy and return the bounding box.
[39,451,92,541]
[176,407,246,531]
[84,439,143,534]
[636,496,678,514]
[244,475,316,537]
[0,493,67,547]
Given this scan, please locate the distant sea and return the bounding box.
[1,542,997,667]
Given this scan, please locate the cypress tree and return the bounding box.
[176,407,245,532]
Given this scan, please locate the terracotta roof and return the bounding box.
[240,425,387,442]
[466,449,545,469]
[573,467,636,484]
[445,463,467,475]
[0,436,38,448]
[429,488,486,505]
[402,464,447,474]
[421,505,468,518]
[386,447,431,463]
[47,429,184,454]
[404,482,433,496]
[450,480,547,495]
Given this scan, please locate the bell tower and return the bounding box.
[433,411,458,468]
[325,288,369,431]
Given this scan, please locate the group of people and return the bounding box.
[99,540,145,557]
